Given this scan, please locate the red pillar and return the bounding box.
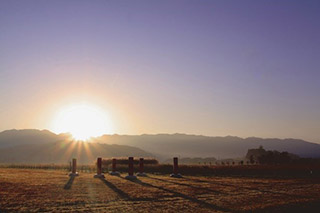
[97,157,102,175]
[173,157,178,175]
[112,158,116,172]
[139,158,144,173]
[72,158,77,174]
[128,157,134,176]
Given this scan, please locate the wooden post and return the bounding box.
[139,158,144,174]
[128,157,134,176]
[125,156,137,180]
[69,158,79,176]
[72,158,77,174]
[112,158,116,173]
[109,158,120,176]
[173,157,178,175]
[170,157,182,178]
[137,157,147,176]
[97,157,102,175]
[94,157,105,178]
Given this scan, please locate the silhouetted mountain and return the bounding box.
[0,141,153,164]
[1,129,320,163]
[94,134,320,160]
[0,129,70,148]
[0,129,152,163]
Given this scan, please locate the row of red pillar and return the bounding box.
[110,157,145,175]
[69,157,181,178]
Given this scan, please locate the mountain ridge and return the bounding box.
[0,140,153,164]
[1,129,320,162]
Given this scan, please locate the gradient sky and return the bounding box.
[1,0,320,142]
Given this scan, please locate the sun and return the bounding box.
[52,104,113,140]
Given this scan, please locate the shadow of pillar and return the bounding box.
[64,176,75,190]
[183,177,306,198]
[121,176,230,212]
[146,176,226,195]
[99,177,131,200]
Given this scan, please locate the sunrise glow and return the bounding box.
[51,104,113,140]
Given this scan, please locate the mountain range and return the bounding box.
[0,129,152,164]
[0,129,320,164]
[93,134,320,160]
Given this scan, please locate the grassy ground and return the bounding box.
[1,168,320,212]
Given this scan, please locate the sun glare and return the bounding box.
[52,104,113,141]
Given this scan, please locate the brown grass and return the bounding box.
[1,168,320,212]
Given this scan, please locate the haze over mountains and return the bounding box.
[0,129,69,148]
[94,134,320,160]
[0,129,320,164]
[0,130,152,164]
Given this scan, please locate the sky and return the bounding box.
[0,0,320,142]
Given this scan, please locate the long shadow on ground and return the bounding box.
[183,177,310,199]
[119,176,230,212]
[99,177,131,200]
[64,176,75,190]
[147,176,227,195]
[99,177,175,202]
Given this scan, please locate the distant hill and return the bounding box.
[0,129,153,164]
[93,134,320,160]
[0,129,69,148]
[1,129,320,163]
[0,141,153,164]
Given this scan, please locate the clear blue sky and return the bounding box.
[1,0,320,142]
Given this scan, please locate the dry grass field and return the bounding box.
[1,168,320,212]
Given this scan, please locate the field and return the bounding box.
[1,168,320,212]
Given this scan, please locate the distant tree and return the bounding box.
[250,155,255,164]
[257,150,296,165]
